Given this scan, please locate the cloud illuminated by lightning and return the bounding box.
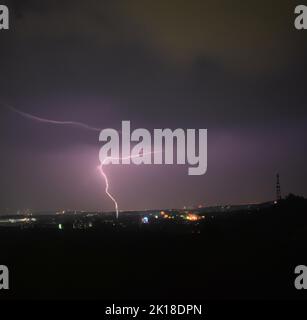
[3,101,156,218]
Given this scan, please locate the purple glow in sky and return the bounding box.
[0,0,306,212]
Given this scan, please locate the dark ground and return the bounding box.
[1,195,307,300]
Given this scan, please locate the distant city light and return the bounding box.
[186,213,200,221]
[0,217,37,224]
[142,217,149,224]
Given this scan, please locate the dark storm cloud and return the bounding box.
[116,0,299,71]
[5,0,304,72]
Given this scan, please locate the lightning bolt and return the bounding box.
[2,102,101,132]
[98,151,159,219]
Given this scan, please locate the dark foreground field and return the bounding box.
[1,195,307,300]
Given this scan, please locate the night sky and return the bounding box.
[0,0,306,212]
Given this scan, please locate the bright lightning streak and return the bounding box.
[2,102,101,132]
[98,162,119,219]
[98,151,159,219]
